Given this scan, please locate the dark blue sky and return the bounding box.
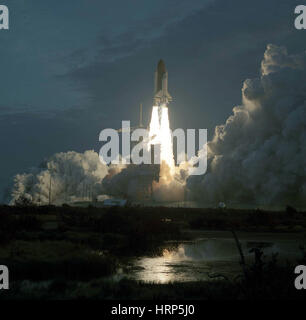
[0,0,305,198]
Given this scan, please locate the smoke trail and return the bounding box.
[187,44,306,207]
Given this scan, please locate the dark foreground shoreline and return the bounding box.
[0,205,305,299]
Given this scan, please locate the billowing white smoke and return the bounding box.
[187,44,306,207]
[152,161,189,202]
[11,150,109,205]
[11,45,305,207]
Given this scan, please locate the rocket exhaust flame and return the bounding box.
[149,106,160,145]
[160,106,175,172]
[149,104,175,176]
[150,60,175,176]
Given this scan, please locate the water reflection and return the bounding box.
[126,233,304,283]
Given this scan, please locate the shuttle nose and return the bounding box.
[154,59,172,106]
[157,59,166,73]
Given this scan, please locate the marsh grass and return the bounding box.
[0,205,305,300]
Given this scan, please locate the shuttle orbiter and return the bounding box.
[154,59,172,106]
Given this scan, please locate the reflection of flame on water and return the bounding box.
[162,246,188,261]
[162,248,172,258]
[127,237,303,284]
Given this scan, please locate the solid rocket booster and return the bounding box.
[154,59,172,106]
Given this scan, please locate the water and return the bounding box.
[123,231,305,283]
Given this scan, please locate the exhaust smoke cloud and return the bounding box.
[10,150,109,205]
[9,45,306,207]
[187,44,306,207]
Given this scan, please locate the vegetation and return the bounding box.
[1,250,306,300]
[0,204,305,300]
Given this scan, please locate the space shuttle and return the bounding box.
[154,59,172,106]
